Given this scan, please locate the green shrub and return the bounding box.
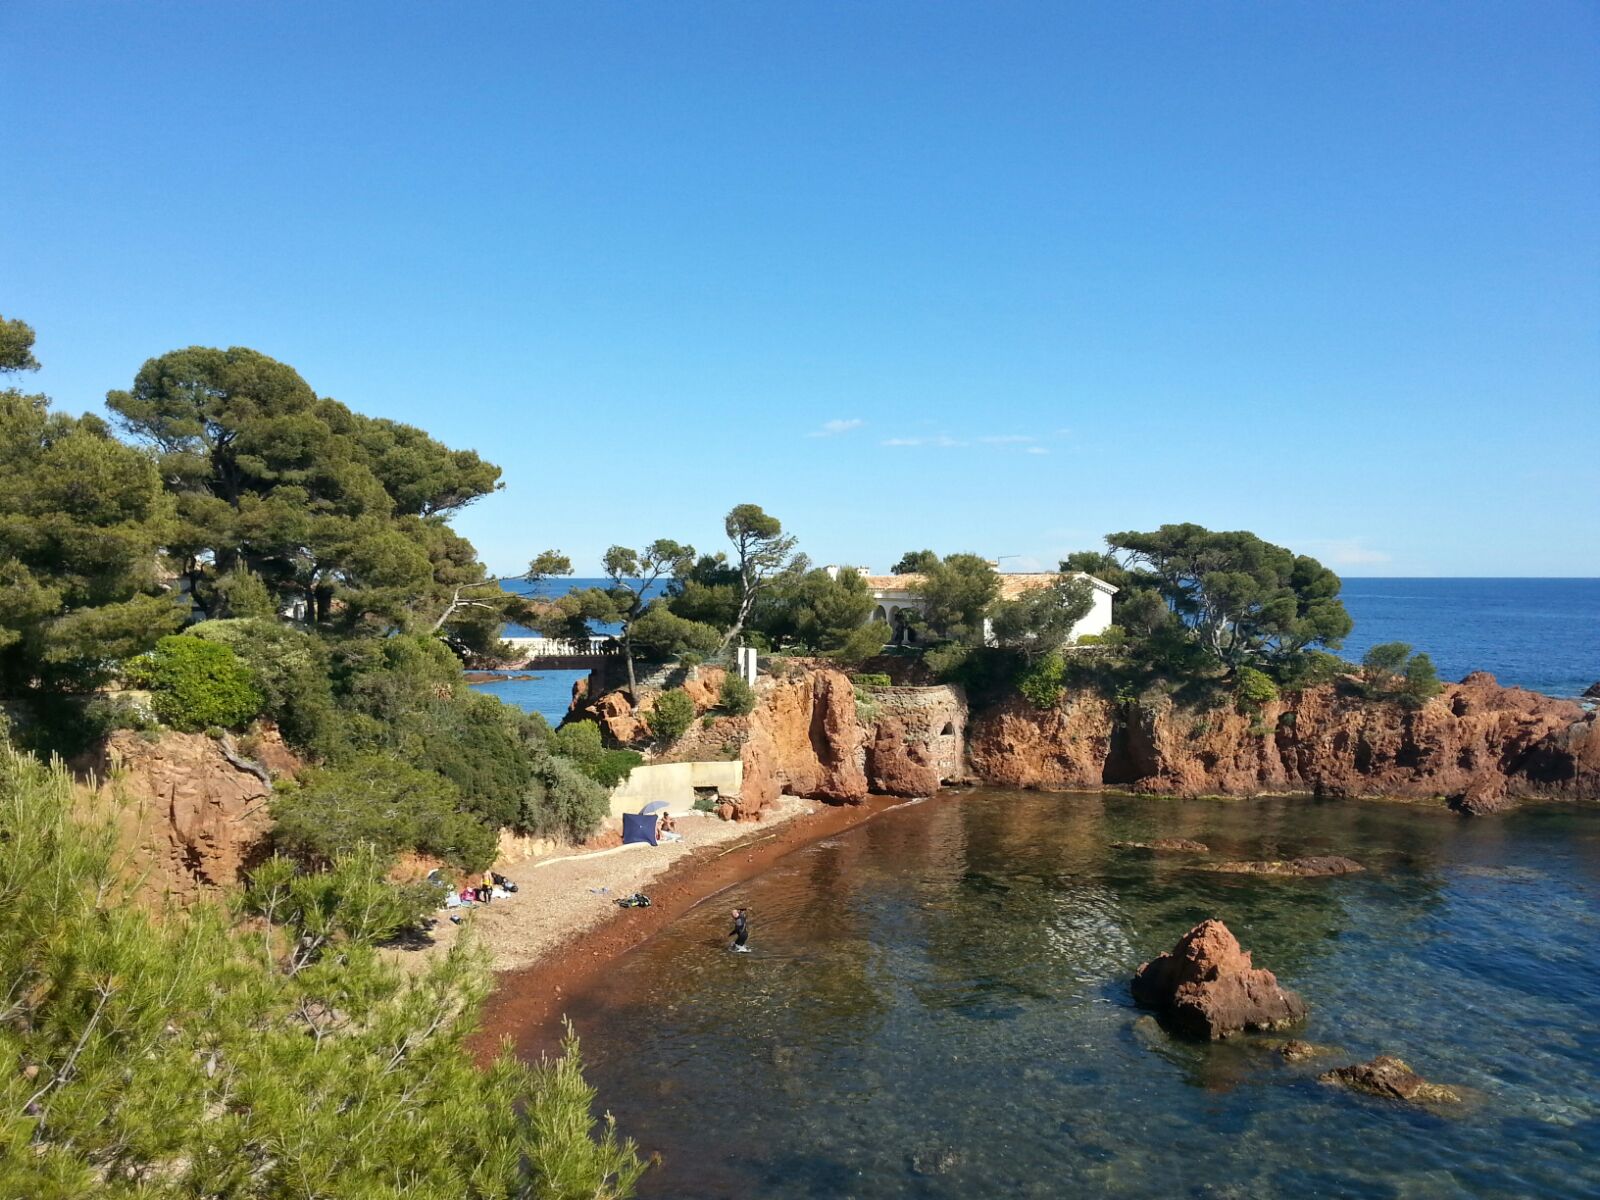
[693,791,720,813]
[271,754,498,871]
[1016,652,1067,709]
[521,753,611,842]
[1075,625,1127,648]
[850,673,892,689]
[1399,652,1442,708]
[646,688,696,743]
[853,687,881,726]
[124,635,265,732]
[718,673,757,716]
[825,621,890,666]
[551,719,642,789]
[1234,666,1280,713]
[189,618,338,754]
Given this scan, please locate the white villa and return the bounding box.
[823,564,1118,646]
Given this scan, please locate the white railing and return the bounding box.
[501,636,618,659]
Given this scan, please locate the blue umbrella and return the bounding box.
[639,800,670,815]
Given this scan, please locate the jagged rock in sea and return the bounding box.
[1200,856,1364,876]
[1583,681,1600,700]
[1319,1055,1461,1104]
[1131,919,1308,1040]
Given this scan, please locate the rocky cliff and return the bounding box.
[85,725,301,902]
[570,664,1597,814]
[969,671,1598,809]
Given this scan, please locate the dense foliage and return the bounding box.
[1361,642,1443,708]
[124,635,266,732]
[0,742,643,1199]
[551,720,644,789]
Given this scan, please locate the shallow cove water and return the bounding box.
[554,790,1600,1199]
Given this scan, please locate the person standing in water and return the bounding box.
[728,907,749,953]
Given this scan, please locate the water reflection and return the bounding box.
[553,790,1600,1199]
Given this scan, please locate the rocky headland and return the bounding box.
[572,663,1599,817]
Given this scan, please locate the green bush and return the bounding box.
[1075,625,1127,648]
[189,618,338,754]
[124,635,265,732]
[1400,652,1442,708]
[850,673,892,689]
[0,742,643,1197]
[271,754,498,872]
[521,753,611,842]
[646,688,696,743]
[718,673,757,716]
[1234,666,1280,713]
[1016,652,1067,709]
[552,720,642,788]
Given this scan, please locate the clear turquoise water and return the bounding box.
[555,790,1600,1199]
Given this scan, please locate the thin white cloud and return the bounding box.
[808,418,864,438]
[880,434,968,448]
[978,434,1036,445]
[1024,446,1050,456]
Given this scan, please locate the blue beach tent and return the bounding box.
[621,812,658,846]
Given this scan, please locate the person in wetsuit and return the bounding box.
[728,907,749,953]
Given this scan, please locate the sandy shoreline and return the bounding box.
[441,793,915,1060]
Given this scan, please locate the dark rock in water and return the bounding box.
[1277,1039,1333,1063]
[1131,919,1307,1040]
[907,1145,962,1176]
[1113,838,1210,853]
[1448,774,1515,817]
[1584,681,1600,699]
[1319,1055,1461,1104]
[1201,856,1363,876]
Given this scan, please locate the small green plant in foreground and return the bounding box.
[718,673,757,716]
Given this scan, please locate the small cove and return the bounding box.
[538,789,1600,1199]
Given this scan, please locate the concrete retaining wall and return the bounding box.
[608,759,743,818]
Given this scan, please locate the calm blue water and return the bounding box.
[472,578,1600,722]
[1340,579,1599,699]
[559,790,1600,1199]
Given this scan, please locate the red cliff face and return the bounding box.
[969,672,1598,807]
[88,726,302,902]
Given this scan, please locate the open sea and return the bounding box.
[472,578,1600,723]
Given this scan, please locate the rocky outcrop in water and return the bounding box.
[1319,1055,1461,1104]
[1132,919,1308,1039]
[969,672,1599,807]
[88,725,301,902]
[1201,856,1364,876]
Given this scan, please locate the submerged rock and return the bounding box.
[1131,919,1307,1040]
[1319,1055,1461,1104]
[1113,838,1211,853]
[1201,856,1363,876]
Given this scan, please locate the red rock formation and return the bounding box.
[1132,919,1308,1039]
[866,715,941,797]
[740,669,867,813]
[91,727,301,903]
[970,673,1599,806]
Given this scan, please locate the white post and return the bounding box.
[738,645,757,685]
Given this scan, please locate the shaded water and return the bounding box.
[558,790,1600,1198]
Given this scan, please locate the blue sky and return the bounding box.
[4,2,1596,577]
